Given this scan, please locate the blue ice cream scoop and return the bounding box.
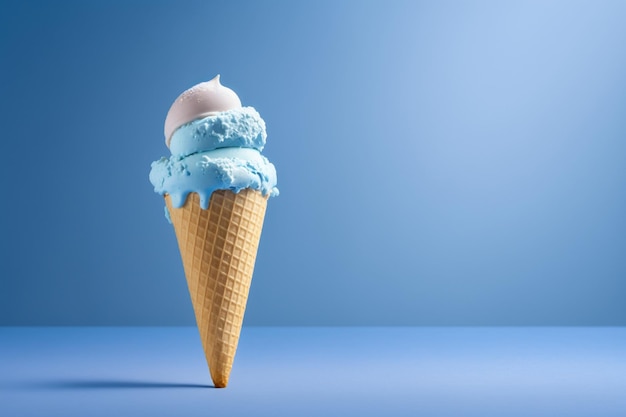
[149,75,278,214]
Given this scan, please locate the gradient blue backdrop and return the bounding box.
[1,0,625,326]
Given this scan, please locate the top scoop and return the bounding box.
[150,75,278,212]
[164,74,242,146]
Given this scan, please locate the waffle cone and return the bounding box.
[165,189,268,388]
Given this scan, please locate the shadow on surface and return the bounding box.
[16,379,214,390]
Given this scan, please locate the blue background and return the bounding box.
[1,0,625,326]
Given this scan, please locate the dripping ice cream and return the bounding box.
[149,75,278,211]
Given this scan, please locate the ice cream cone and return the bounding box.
[165,189,268,388]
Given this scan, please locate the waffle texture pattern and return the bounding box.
[165,189,268,387]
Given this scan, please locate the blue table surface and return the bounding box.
[1,327,625,417]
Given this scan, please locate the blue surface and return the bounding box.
[1,327,626,416]
[1,0,626,326]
